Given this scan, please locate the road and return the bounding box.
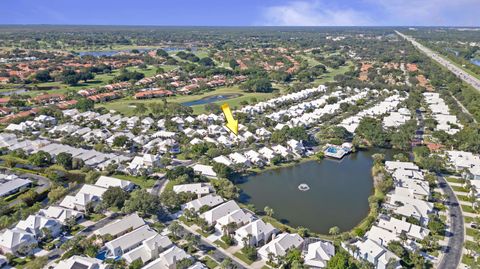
[436,175,464,269]
[396,31,480,92]
[178,223,248,269]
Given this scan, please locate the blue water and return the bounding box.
[471,59,480,67]
[326,146,338,153]
[181,94,237,107]
[96,250,107,260]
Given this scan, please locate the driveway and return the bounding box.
[437,175,465,269]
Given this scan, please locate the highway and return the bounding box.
[396,31,480,92]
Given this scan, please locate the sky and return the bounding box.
[1,0,479,27]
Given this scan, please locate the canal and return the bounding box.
[238,149,395,234]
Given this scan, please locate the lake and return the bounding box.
[181,94,240,107]
[238,149,394,234]
[471,59,480,67]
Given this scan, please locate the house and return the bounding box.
[39,206,84,224]
[15,214,62,238]
[213,155,232,166]
[244,150,265,165]
[272,145,291,158]
[258,147,276,162]
[258,233,304,261]
[105,225,158,258]
[304,241,335,268]
[387,193,434,225]
[173,183,214,197]
[95,176,136,191]
[0,177,32,197]
[183,194,224,212]
[54,255,109,269]
[287,139,305,155]
[376,215,429,241]
[95,214,146,238]
[122,234,173,265]
[384,161,419,172]
[234,219,277,248]
[128,154,161,175]
[59,184,107,211]
[201,200,241,225]
[345,239,401,269]
[215,209,255,233]
[228,152,251,167]
[0,228,37,255]
[192,164,217,178]
[143,246,191,269]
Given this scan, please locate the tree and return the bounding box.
[56,152,73,169]
[326,251,357,269]
[123,189,163,216]
[264,206,274,217]
[156,49,168,57]
[112,135,129,148]
[212,162,234,179]
[34,70,51,82]
[229,59,239,69]
[75,98,94,111]
[102,187,130,209]
[28,150,52,167]
[198,57,215,67]
[129,259,143,269]
[24,255,48,269]
[168,221,182,238]
[328,226,340,239]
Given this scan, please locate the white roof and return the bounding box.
[95,175,134,190]
[235,219,276,241]
[123,234,173,264]
[39,206,83,223]
[216,209,254,228]
[173,183,213,195]
[95,213,146,237]
[0,228,37,250]
[105,225,157,254]
[184,194,224,212]
[258,233,304,258]
[201,200,241,224]
[192,164,217,178]
[143,246,191,269]
[304,241,335,268]
[0,178,32,197]
[54,255,107,269]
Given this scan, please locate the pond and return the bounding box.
[238,149,396,234]
[181,94,240,107]
[0,88,28,96]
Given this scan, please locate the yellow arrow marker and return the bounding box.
[221,103,238,136]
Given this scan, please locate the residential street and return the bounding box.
[436,175,465,269]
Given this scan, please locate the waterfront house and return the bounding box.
[234,219,277,248]
[192,164,218,178]
[183,194,224,212]
[304,241,335,268]
[201,200,241,225]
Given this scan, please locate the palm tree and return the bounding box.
[329,226,340,240]
[264,206,274,217]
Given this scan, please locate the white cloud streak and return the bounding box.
[259,0,480,26]
[260,1,373,26]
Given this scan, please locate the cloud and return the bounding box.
[259,0,480,26]
[259,1,373,26]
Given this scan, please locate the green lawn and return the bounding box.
[312,62,353,86]
[466,227,480,237]
[202,256,219,269]
[213,239,230,250]
[452,185,468,193]
[111,173,156,189]
[457,195,470,202]
[234,251,256,265]
[462,254,477,268]
[14,65,163,96]
[86,213,106,222]
[196,228,213,238]
[462,204,477,213]
[446,177,464,184]
[98,85,278,115]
